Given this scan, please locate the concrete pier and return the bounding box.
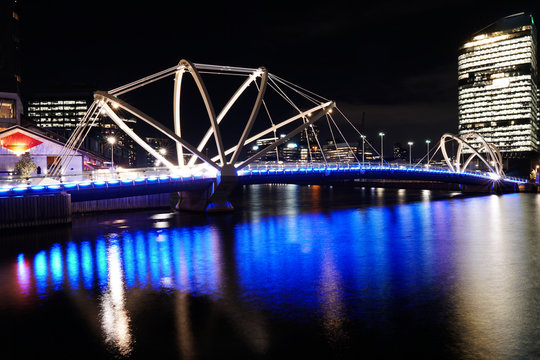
[0,192,72,229]
[72,193,171,213]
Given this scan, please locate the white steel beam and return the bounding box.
[187,68,264,167]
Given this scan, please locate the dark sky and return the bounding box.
[19,0,540,157]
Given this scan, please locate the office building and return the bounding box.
[458,13,538,169]
[0,0,22,130]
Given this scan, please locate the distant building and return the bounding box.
[145,137,173,167]
[27,95,93,138]
[27,89,137,167]
[458,13,538,173]
[0,1,23,130]
[393,143,408,160]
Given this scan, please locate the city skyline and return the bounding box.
[14,1,540,156]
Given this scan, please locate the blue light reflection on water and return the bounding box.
[5,189,540,359]
[15,200,443,311]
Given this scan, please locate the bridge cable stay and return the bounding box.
[59,104,104,176]
[47,101,96,176]
[253,81,281,163]
[412,138,442,168]
[330,106,385,165]
[326,113,361,164]
[48,101,101,178]
[264,75,328,164]
[325,114,344,163]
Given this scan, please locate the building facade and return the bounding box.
[27,92,137,168]
[0,1,23,130]
[458,13,538,167]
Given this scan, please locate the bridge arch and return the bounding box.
[439,132,504,177]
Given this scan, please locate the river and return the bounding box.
[1,184,539,359]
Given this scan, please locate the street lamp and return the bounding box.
[361,135,366,166]
[107,136,116,169]
[379,132,385,167]
[425,139,431,167]
[407,141,414,166]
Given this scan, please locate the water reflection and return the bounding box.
[100,236,132,356]
[5,189,540,358]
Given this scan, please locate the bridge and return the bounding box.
[0,60,531,221]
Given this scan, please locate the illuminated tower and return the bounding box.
[458,13,538,162]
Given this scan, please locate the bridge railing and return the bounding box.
[240,161,528,184]
[0,162,528,189]
[0,166,216,187]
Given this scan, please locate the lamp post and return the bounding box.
[379,132,385,167]
[408,141,413,166]
[425,139,431,167]
[108,136,116,169]
[361,135,366,166]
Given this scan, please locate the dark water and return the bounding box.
[1,185,540,359]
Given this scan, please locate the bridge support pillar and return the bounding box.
[176,165,238,213]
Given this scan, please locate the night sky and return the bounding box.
[19,0,540,157]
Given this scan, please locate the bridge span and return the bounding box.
[0,163,528,202]
[0,60,534,227]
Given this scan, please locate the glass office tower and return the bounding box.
[458,13,538,159]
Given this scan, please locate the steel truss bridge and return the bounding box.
[0,60,529,211]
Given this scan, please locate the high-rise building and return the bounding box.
[458,13,538,165]
[0,0,23,130]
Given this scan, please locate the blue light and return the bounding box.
[158,231,172,282]
[0,187,10,193]
[79,182,91,187]
[148,233,161,288]
[63,183,77,188]
[50,243,63,290]
[136,231,149,286]
[121,179,133,184]
[66,242,80,289]
[93,181,106,186]
[159,175,169,181]
[13,186,27,192]
[147,176,158,182]
[34,250,48,296]
[107,180,119,185]
[123,233,136,287]
[47,185,61,190]
[135,177,146,183]
[30,186,45,191]
[80,241,94,289]
[96,237,108,288]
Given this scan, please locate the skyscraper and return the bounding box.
[0,0,23,130]
[458,13,538,168]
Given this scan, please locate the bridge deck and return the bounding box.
[0,165,528,201]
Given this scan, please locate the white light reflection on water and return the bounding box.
[452,194,532,359]
[99,235,133,356]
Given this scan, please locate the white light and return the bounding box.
[158,148,167,155]
[491,77,511,88]
[287,142,298,149]
[107,137,116,145]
